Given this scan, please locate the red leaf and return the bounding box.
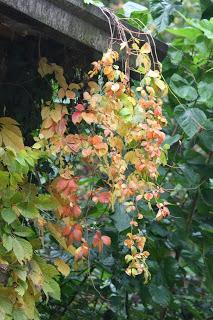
[98,191,111,204]
[71,205,81,218]
[56,178,69,192]
[101,235,111,246]
[72,111,82,124]
[72,228,82,242]
[62,225,71,236]
[93,231,101,245]
[55,118,67,135]
[76,104,85,112]
[74,247,84,261]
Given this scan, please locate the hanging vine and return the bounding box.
[0,16,169,319]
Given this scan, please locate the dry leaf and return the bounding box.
[0,117,24,152]
[54,258,70,277]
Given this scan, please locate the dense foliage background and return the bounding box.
[0,0,212,319]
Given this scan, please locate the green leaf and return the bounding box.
[149,285,171,306]
[204,249,213,294]
[199,120,213,151]
[150,0,179,32]
[0,297,13,314]
[13,225,35,238]
[130,10,149,27]
[198,81,213,108]
[169,49,183,65]
[13,309,27,320]
[120,106,133,116]
[170,74,198,101]
[0,308,5,320]
[35,257,59,278]
[200,223,213,234]
[2,234,13,252]
[163,134,181,146]
[0,171,9,190]
[1,208,17,224]
[198,18,213,39]
[35,194,58,210]
[112,204,131,232]
[12,237,33,263]
[123,1,148,17]
[200,0,213,14]
[15,280,28,297]
[175,105,207,138]
[167,27,202,40]
[17,203,39,219]
[43,278,61,301]
[12,238,25,263]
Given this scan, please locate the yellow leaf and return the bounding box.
[22,292,36,319]
[0,117,19,126]
[125,151,138,164]
[50,106,63,123]
[132,43,139,50]
[141,42,151,54]
[66,90,75,99]
[28,260,43,287]
[127,96,136,106]
[81,112,97,124]
[147,70,160,78]
[155,78,168,96]
[41,106,50,120]
[55,72,68,90]
[109,136,123,152]
[38,57,54,77]
[0,125,24,152]
[33,141,43,149]
[58,88,66,99]
[69,83,81,90]
[54,258,70,277]
[42,117,53,129]
[88,81,100,92]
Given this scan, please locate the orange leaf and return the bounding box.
[103,66,113,75]
[62,225,71,236]
[72,229,82,242]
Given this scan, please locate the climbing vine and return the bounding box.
[0,38,169,319]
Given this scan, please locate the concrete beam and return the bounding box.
[0,0,167,61]
[0,0,110,53]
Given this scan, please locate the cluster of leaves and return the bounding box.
[0,141,63,319]
[35,42,169,278]
[0,31,170,318]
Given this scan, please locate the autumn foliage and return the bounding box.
[0,40,169,319]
